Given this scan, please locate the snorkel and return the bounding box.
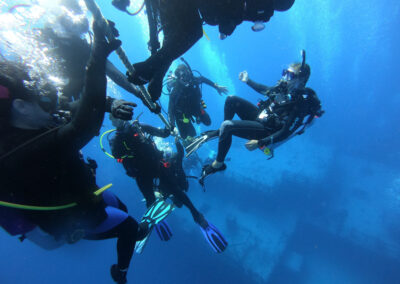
[284,49,309,91]
[180,57,194,77]
[300,49,306,71]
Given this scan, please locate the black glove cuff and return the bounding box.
[105,96,115,113]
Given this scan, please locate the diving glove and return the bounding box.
[110,99,137,120]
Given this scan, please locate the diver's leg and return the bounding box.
[176,118,188,139]
[131,0,202,100]
[199,109,211,126]
[85,210,138,267]
[176,119,196,140]
[224,95,259,121]
[135,174,157,208]
[164,182,202,224]
[186,122,197,138]
[103,191,128,213]
[216,120,270,162]
[152,0,203,72]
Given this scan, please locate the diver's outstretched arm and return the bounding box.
[246,78,272,96]
[239,71,271,96]
[198,76,228,95]
[140,123,170,138]
[58,21,121,150]
[106,60,141,98]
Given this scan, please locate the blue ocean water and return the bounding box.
[1,0,400,283]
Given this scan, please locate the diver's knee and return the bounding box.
[220,120,234,134]
[203,118,211,126]
[225,95,239,108]
[122,216,138,240]
[225,95,236,104]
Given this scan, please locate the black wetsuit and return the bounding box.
[0,37,138,270]
[129,0,276,101]
[110,122,203,222]
[213,79,321,162]
[168,76,215,139]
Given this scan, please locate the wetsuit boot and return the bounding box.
[111,264,127,284]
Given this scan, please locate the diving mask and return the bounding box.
[282,69,297,81]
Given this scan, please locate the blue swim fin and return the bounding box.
[135,234,150,254]
[155,220,173,241]
[200,220,228,253]
[135,199,175,254]
[142,198,175,227]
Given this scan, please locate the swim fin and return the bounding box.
[200,220,228,253]
[199,163,227,187]
[135,199,175,254]
[142,198,175,227]
[185,130,219,157]
[155,220,173,241]
[135,234,150,254]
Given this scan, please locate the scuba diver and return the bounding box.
[0,22,144,284]
[186,50,324,185]
[167,59,228,141]
[107,114,228,253]
[112,0,296,105]
[39,0,151,116]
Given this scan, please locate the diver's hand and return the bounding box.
[239,71,249,83]
[112,0,130,12]
[245,140,259,151]
[161,127,171,137]
[111,99,137,120]
[106,19,120,37]
[92,20,121,59]
[215,84,228,95]
[171,127,180,137]
[149,102,161,114]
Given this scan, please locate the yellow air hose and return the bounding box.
[100,129,116,159]
[203,28,210,41]
[0,184,113,211]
